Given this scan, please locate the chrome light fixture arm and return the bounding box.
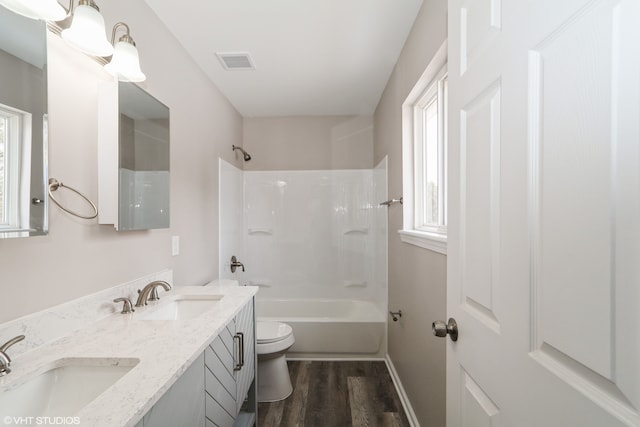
[111,21,135,46]
[104,20,146,81]
[56,0,97,22]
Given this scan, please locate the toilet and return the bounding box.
[256,321,295,402]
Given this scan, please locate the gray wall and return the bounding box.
[243,115,373,170]
[120,115,170,171]
[0,0,244,323]
[373,1,448,426]
[0,49,45,137]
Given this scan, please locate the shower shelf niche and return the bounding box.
[247,228,273,235]
[343,228,369,235]
[343,281,368,288]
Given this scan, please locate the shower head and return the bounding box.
[232,145,251,162]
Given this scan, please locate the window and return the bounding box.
[414,70,447,233]
[400,41,448,254]
[0,114,5,223]
[0,103,31,232]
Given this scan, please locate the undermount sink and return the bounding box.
[139,295,223,321]
[0,358,139,417]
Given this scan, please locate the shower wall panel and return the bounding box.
[243,170,383,301]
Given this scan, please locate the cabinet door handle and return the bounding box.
[234,332,245,371]
[238,332,245,369]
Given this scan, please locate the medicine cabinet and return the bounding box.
[98,81,170,231]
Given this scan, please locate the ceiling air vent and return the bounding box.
[216,52,255,70]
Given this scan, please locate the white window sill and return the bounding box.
[398,229,447,255]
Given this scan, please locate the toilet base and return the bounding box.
[257,354,293,402]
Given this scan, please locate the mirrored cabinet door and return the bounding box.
[98,80,170,231]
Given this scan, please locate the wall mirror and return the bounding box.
[99,81,170,231]
[0,5,48,238]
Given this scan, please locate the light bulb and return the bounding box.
[61,2,113,56]
[105,40,146,82]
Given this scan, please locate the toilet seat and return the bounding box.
[257,321,293,344]
[256,321,295,355]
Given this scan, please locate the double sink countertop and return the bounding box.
[0,280,258,427]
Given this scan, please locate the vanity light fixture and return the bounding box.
[104,22,146,82]
[61,0,113,57]
[1,0,145,79]
[0,0,66,21]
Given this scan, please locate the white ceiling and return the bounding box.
[143,0,423,117]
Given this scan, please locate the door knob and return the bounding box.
[432,318,458,341]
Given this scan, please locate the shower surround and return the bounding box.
[219,159,388,358]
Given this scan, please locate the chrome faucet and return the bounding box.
[0,335,25,376]
[135,280,172,307]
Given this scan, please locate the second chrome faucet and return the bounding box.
[0,335,25,376]
[135,280,172,307]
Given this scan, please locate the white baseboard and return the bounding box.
[385,354,420,427]
[286,357,386,362]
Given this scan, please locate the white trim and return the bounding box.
[97,79,119,228]
[399,229,447,255]
[385,354,420,427]
[286,357,386,362]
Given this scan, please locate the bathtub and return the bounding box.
[256,298,386,358]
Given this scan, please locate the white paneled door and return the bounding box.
[446,0,639,425]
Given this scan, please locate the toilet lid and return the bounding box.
[257,321,293,344]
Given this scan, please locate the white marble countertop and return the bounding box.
[0,281,258,427]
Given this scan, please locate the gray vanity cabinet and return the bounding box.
[140,353,206,427]
[205,299,256,427]
[135,298,255,427]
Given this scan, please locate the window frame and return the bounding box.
[413,67,447,234]
[0,103,32,232]
[400,41,448,254]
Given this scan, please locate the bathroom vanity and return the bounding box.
[139,300,256,427]
[0,276,257,427]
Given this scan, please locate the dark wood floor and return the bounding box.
[258,361,410,427]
